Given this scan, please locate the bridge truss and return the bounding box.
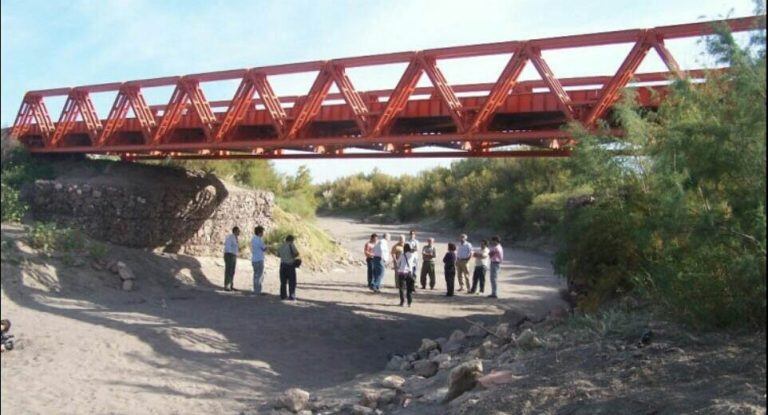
[10,16,761,160]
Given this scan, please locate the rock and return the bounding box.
[90,260,105,271]
[442,340,463,354]
[428,349,440,359]
[418,338,440,354]
[501,308,528,326]
[406,352,419,362]
[107,260,120,274]
[377,390,397,406]
[277,388,310,413]
[121,279,134,291]
[435,337,447,350]
[478,370,518,388]
[516,329,543,349]
[381,375,405,390]
[359,389,380,409]
[431,353,452,369]
[386,355,406,371]
[444,359,483,402]
[339,403,375,414]
[478,340,495,358]
[467,323,487,337]
[116,261,135,280]
[412,360,439,378]
[449,329,466,343]
[495,323,511,339]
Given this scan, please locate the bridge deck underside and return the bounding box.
[19,86,660,159]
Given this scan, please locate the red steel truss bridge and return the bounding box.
[9,16,762,160]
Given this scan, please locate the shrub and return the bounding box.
[1,182,26,222]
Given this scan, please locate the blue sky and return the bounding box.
[0,0,758,182]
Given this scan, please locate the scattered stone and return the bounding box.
[116,261,135,280]
[277,388,310,413]
[341,403,375,415]
[449,329,466,343]
[478,340,496,358]
[478,370,518,388]
[444,359,483,402]
[428,349,440,359]
[386,355,406,371]
[90,260,105,271]
[501,308,528,326]
[418,338,440,354]
[412,360,439,378]
[406,352,419,362]
[516,329,543,349]
[377,390,397,406]
[121,279,134,291]
[467,323,486,337]
[359,389,380,409]
[495,323,511,339]
[107,260,120,274]
[381,375,405,390]
[431,353,452,369]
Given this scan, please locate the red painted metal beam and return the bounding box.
[10,16,762,160]
[128,149,572,160]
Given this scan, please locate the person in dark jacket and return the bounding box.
[443,243,457,297]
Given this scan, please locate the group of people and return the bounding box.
[223,226,301,301]
[222,226,504,307]
[364,230,504,307]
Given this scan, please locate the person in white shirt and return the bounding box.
[250,226,267,295]
[469,240,490,294]
[223,226,240,291]
[396,243,416,307]
[456,234,473,292]
[371,233,390,292]
[407,230,420,285]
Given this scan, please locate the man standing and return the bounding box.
[456,234,473,292]
[420,237,437,289]
[390,235,405,289]
[407,230,420,284]
[223,226,240,291]
[251,226,267,295]
[364,234,378,289]
[277,235,300,300]
[371,233,390,292]
[488,236,504,298]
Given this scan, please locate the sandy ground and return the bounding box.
[0,217,565,414]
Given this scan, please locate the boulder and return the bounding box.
[448,329,466,343]
[495,323,510,340]
[501,308,528,327]
[443,359,484,402]
[359,389,380,409]
[381,375,405,390]
[431,353,452,369]
[276,388,310,413]
[418,338,440,354]
[121,279,134,291]
[412,360,439,378]
[377,389,397,406]
[386,355,406,371]
[467,323,487,337]
[516,329,543,349]
[116,261,135,281]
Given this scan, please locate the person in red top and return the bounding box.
[364,233,378,289]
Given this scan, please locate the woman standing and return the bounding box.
[443,243,457,297]
[396,243,416,307]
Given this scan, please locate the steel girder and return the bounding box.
[10,15,762,160]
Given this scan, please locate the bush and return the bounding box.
[28,222,61,251]
[1,182,26,222]
[264,207,344,269]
